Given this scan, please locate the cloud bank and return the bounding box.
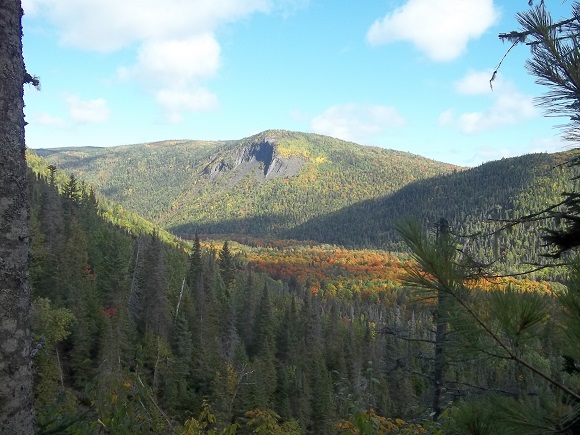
[23,0,271,120]
[367,0,499,61]
[66,95,110,124]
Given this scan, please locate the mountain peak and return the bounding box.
[32,130,460,238]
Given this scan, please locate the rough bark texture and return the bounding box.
[0,1,34,433]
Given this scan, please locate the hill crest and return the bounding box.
[32,130,460,237]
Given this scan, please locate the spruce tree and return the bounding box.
[188,233,203,290]
[140,233,171,340]
[219,240,236,290]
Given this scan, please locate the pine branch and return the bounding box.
[398,219,580,403]
[439,275,580,402]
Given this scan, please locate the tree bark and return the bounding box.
[0,0,34,433]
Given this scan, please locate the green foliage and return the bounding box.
[182,400,239,435]
[490,285,548,351]
[219,241,235,290]
[286,152,580,277]
[442,399,501,435]
[31,134,580,278]
[30,130,457,239]
[32,297,76,345]
[336,409,428,434]
[27,141,580,434]
[245,408,300,434]
[397,218,580,431]
[32,298,77,426]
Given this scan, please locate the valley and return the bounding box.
[33,129,580,276]
[25,130,580,433]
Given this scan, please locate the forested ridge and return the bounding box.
[30,156,454,433]
[32,130,459,237]
[33,130,580,279]
[26,147,580,433]
[286,151,580,276]
[16,0,580,431]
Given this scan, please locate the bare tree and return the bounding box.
[0,0,35,433]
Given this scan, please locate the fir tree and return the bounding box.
[219,240,236,290]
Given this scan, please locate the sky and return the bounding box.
[21,0,574,167]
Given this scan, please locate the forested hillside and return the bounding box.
[27,153,578,433]
[32,131,580,277]
[21,0,580,431]
[285,151,580,275]
[33,130,459,237]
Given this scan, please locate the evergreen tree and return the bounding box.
[62,174,81,204]
[251,283,276,358]
[35,175,65,299]
[31,298,75,414]
[497,3,580,259]
[219,240,236,290]
[237,270,258,356]
[168,312,194,415]
[397,218,580,431]
[248,284,277,409]
[188,233,203,290]
[140,233,171,340]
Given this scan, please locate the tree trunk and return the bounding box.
[432,218,450,421]
[0,0,34,433]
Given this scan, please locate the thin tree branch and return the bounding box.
[444,281,580,402]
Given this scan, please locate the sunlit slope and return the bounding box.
[34,130,459,237]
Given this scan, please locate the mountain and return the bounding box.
[32,130,459,237]
[26,157,564,433]
[33,129,580,273]
[282,151,579,274]
[26,135,577,431]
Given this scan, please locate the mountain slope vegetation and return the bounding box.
[26,160,569,433]
[33,130,459,237]
[285,151,580,274]
[33,130,580,275]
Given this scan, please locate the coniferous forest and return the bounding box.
[8,3,580,434]
[26,147,580,434]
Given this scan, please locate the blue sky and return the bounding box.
[22,0,573,167]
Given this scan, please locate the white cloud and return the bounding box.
[23,0,270,52]
[529,136,567,154]
[367,0,499,61]
[457,92,536,134]
[22,0,40,14]
[438,109,455,127]
[156,87,218,122]
[440,71,538,134]
[119,35,221,87]
[471,136,566,165]
[25,0,271,120]
[454,70,496,95]
[66,95,110,123]
[475,146,517,162]
[34,112,65,127]
[275,0,310,18]
[311,104,406,143]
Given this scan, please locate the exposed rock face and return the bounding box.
[203,140,303,181]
